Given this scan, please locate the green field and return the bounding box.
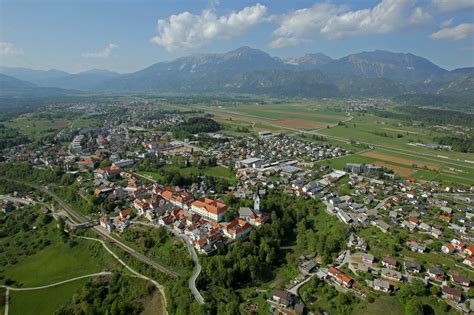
[319,113,474,161]
[138,165,236,183]
[4,239,119,287]
[5,116,98,140]
[5,117,69,139]
[8,278,88,315]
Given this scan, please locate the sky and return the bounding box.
[1,0,473,73]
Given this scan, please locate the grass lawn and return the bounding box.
[138,165,236,183]
[4,240,118,287]
[8,278,88,315]
[354,295,404,315]
[5,117,69,140]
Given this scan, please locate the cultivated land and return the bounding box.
[191,101,474,185]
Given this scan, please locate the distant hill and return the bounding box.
[319,50,447,85]
[0,73,80,99]
[40,69,120,90]
[224,69,339,97]
[0,67,69,85]
[2,47,473,101]
[439,73,474,96]
[284,53,333,70]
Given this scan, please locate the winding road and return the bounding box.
[131,221,205,304]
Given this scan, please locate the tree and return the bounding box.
[430,286,440,296]
[405,298,423,315]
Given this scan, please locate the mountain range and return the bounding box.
[1,47,473,100]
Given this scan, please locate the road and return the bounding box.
[1,178,178,278]
[131,221,205,304]
[0,272,112,292]
[78,236,168,314]
[288,273,316,295]
[170,230,204,304]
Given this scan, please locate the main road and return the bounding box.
[1,177,178,278]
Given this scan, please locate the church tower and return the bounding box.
[253,189,261,214]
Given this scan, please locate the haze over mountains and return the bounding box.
[1,46,473,99]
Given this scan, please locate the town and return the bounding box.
[1,101,473,315]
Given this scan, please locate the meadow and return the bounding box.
[8,278,89,315]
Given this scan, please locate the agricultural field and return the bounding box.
[199,102,349,131]
[318,113,473,162]
[5,115,98,140]
[191,100,473,185]
[5,117,69,139]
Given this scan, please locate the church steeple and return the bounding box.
[253,189,261,215]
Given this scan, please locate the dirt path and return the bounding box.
[77,236,168,314]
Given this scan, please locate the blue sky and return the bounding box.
[1,0,473,73]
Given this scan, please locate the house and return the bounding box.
[406,241,426,253]
[463,256,474,267]
[450,274,470,287]
[373,279,391,293]
[271,289,293,307]
[96,166,122,180]
[431,228,443,239]
[404,260,422,274]
[78,158,97,169]
[190,198,228,222]
[375,220,390,233]
[442,286,462,303]
[133,199,150,215]
[99,215,112,232]
[382,257,398,269]
[159,188,194,209]
[119,208,131,219]
[441,244,455,254]
[112,159,134,169]
[427,267,446,281]
[337,210,352,224]
[464,245,474,256]
[328,266,354,288]
[381,268,402,282]
[223,219,253,239]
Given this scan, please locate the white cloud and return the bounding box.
[431,0,474,12]
[150,4,267,51]
[269,37,304,49]
[271,0,431,47]
[0,42,23,56]
[409,7,433,25]
[430,23,474,40]
[82,43,118,59]
[440,18,453,28]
